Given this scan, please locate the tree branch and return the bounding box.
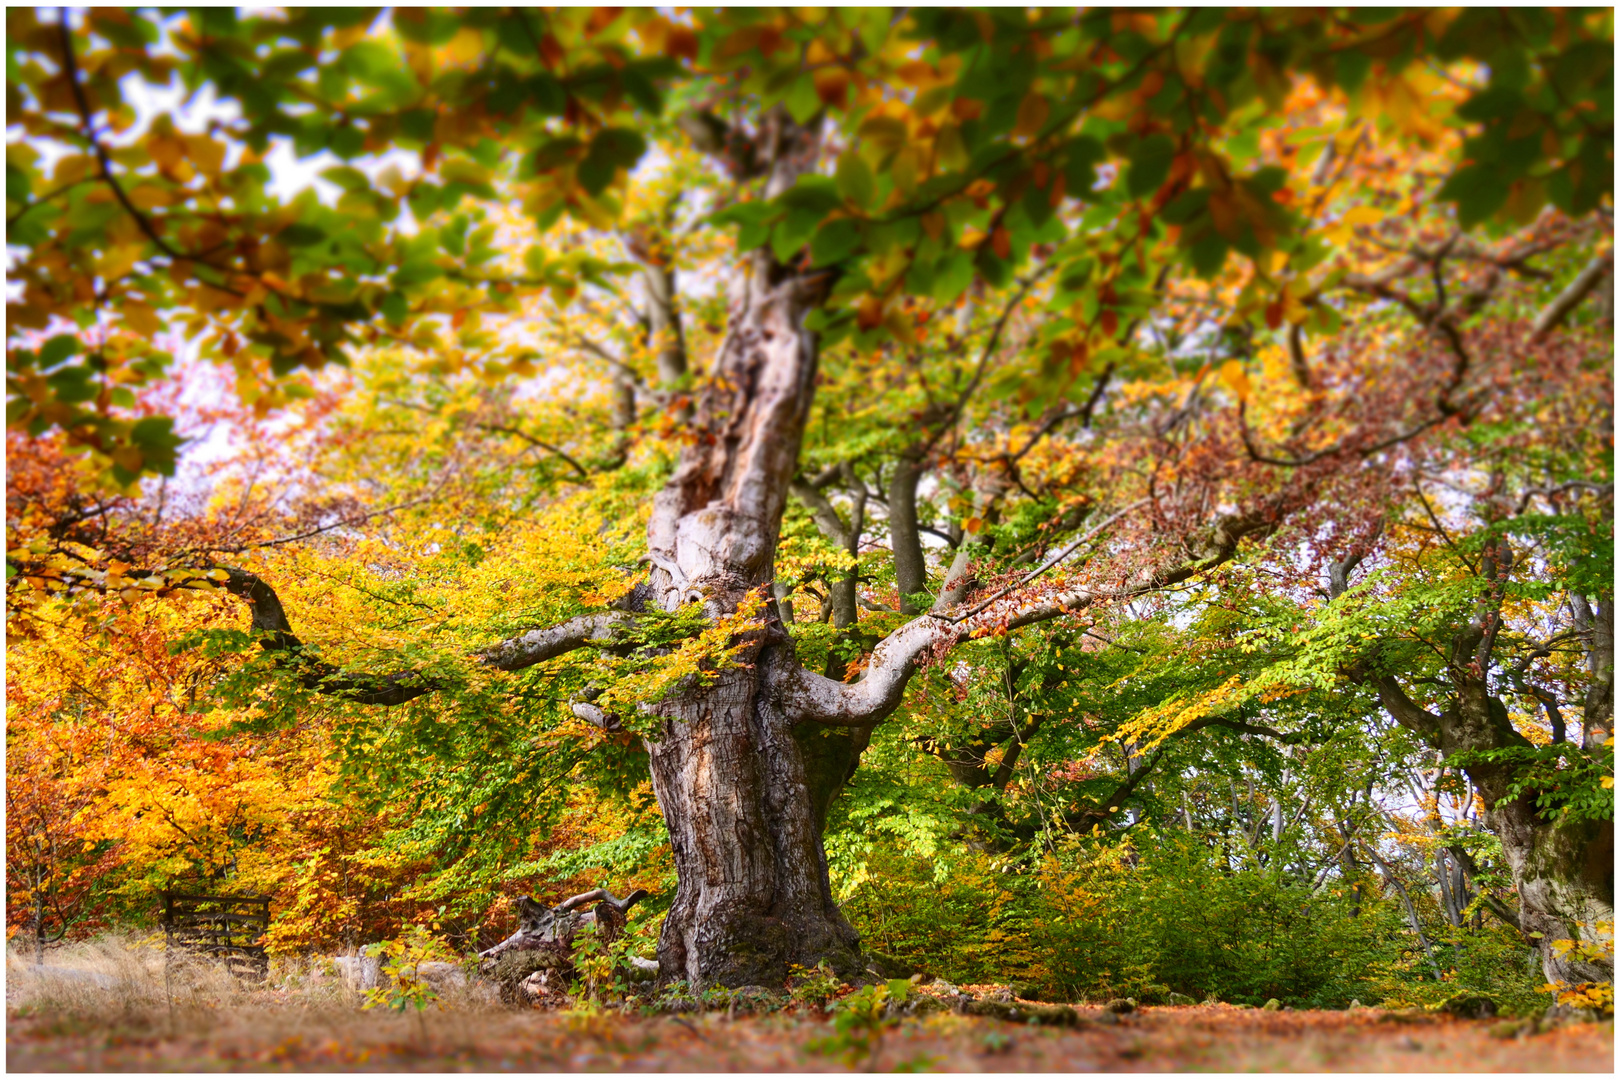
[217,566,638,707]
[1373,675,1443,743]
[1529,251,1613,342]
[474,613,638,670]
[782,506,1275,728]
[476,422,591,479]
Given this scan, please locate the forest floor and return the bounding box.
[6,945,1612,1072]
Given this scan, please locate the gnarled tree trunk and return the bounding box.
[636,248,867,987]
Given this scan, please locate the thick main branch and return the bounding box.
[220,567,635,706]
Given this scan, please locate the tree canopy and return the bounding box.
[7,6,1613,1005]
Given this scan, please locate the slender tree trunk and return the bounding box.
[888,457,927,615]
[1365,844,1444,980]
[35,890,46,967]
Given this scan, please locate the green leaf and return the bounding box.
[128,416,182,475]
[1188,234,1228,278]
[577,127,648,196]
[381,291,408,327]
[777,175,843,215]
[771,209,821,264]
[784,74,822,125]
[1127,134,1176,199]
[932,251,976,304]
[38,334,79,369]
[810,218,863,267]
[46,365,97,404]
[835,152,875,210]
[1437,163,1508,229]
[277,223,327,247]
[1160,189,1209,226]
[533,135,585,173]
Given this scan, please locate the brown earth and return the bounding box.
[7,1002,1613,1072]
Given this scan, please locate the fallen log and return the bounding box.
[476,887,654,1004]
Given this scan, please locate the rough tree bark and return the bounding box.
[632,241,873,986]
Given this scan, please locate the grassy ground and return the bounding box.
[7,938,1612,1072]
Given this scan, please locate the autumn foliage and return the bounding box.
[6,6,1613,1013]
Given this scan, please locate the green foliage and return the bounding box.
[1364,922,1550,1019]
[809,980,904,1067]
[1447,741,1615,825]
[788,962,845,1009]
[361,923,458,1016]
[570,917,653,1006]
[836,827,1531,1011]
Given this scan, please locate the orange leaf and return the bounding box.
[991,227,1010,261]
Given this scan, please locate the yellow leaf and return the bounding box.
[1341,204,1383,230]
[1219,359,1251,403]
[441,25,485,67]
[122,300,163,338]
[183,134,225,179]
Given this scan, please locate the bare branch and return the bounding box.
[1374,675,1443,743]
[1529,251,1613,341]
[943,500,1148,623]
[475,613,637,671]
[783,506,1274,728]
[476,422,591,479]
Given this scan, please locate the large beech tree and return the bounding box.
[8,8,1612,987]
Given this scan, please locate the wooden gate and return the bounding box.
[159,892,270,981]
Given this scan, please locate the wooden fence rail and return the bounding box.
[159,891,270,982]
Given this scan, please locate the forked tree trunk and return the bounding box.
[639,249,867,987]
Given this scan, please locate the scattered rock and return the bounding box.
[1167,993,1197,1007]
[1010,982,1043,1001]
[1488,1018,1535,1040]
[1026,1004,1082,1027]
[1543,1003,1603,1026]
[1436,993,1497,1020]
[414,961,467,989]
[1095,1010,1121,1026]
[727,985,784,1013]
[962,999,1083,1027]
[488,942,573,1005]
[963,999,1022,1022]
[1262,999,1282,1012]
[1376,1007,1431,1024]
[332,954,384,991]
[865,949,926,981]
[518,967,570,1008]
[1104,998,1136,1014]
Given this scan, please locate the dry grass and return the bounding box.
[7,936,1613,1072]
[7,932,507,1070]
